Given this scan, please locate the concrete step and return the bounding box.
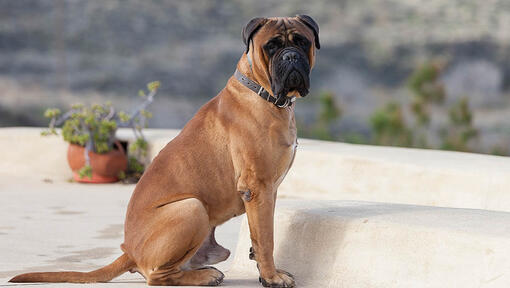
[230,200,510,288]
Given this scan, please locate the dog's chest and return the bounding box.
[274,125,297,187]
[276,141,297,186]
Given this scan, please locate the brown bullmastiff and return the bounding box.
[10,15,320,287]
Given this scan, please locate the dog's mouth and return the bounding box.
[270,47,311,100]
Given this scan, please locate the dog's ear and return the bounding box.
[296,14,320,49]
[242,17,267,53]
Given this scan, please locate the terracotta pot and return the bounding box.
[67,141,128,183]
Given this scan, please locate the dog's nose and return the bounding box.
[282,51,299,62]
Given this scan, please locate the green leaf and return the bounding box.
[44,108,61,118]
[118,111,131,122]
[147,81,161,92]
[78,165,93,179]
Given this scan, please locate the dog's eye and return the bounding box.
[264,40,282,56]
[293,35,310,50]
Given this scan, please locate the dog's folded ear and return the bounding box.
[242,17,268,53]
[296,14,320,49]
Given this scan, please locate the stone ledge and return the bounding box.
[0,127,179,180]
[279,138,510,212]
[231,200,510,288]
[2,127,510,211]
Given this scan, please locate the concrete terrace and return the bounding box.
[1,127,510,287]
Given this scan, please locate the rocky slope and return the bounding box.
[1,0,509,150]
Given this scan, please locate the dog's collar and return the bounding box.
[234,69,295,108]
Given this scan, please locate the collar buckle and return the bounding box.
[276,95,295,108]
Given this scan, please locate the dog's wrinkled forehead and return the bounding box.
[242,15,320,53]
[259,18,313,44]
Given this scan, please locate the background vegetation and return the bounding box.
[299,61,498,155]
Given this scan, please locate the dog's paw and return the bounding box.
[259,269,295,288]
[197,266,225,286]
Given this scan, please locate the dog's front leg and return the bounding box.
[240,182,295,288]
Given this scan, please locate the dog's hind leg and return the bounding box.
[135,198,224,286]
[184,227,231,269]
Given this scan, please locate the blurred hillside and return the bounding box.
[1,0,510,151]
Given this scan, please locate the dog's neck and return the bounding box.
[237,53,259,86]
[235,54,295,108]
[227,55,295,119]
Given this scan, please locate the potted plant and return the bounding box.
[42,81,160,183]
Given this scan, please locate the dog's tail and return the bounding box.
[9,253,135,283]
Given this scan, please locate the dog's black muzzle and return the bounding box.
[270,47,311,100]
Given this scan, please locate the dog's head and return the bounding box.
[242,15,320,100]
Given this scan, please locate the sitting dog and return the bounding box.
[10,15,320,287]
